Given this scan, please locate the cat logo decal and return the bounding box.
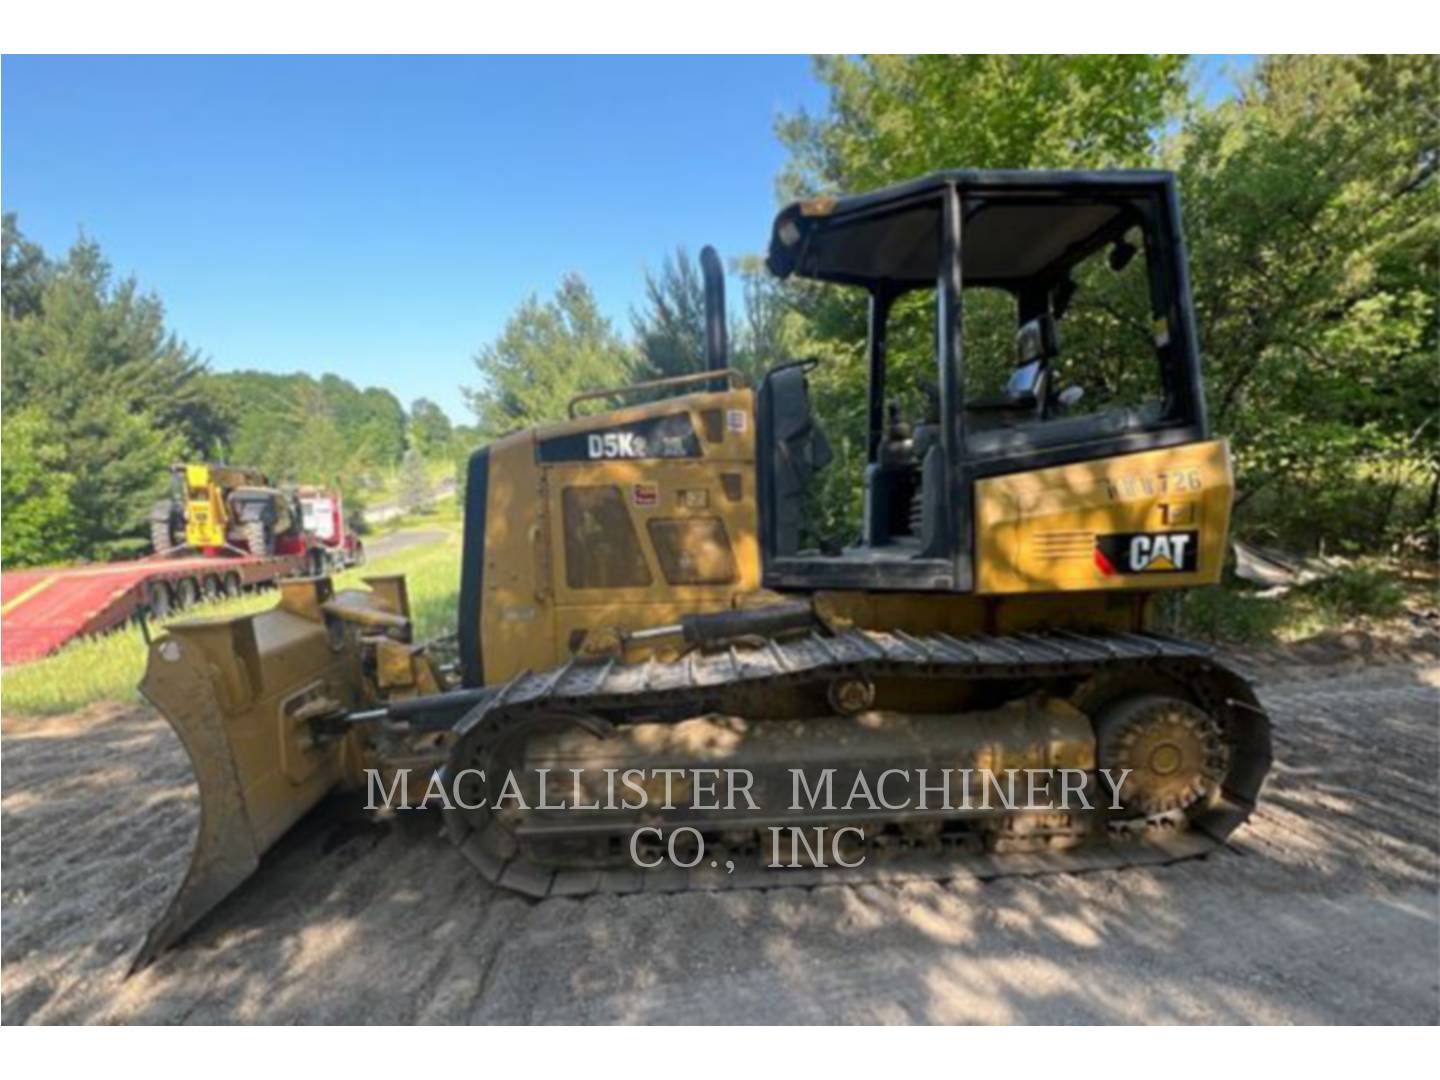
[1095,531,1199,576]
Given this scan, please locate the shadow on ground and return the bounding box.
[3,655,1437,1024]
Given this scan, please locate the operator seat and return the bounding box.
[763,364,833,556]
[965,313,1062,431]
[864,400,922,547]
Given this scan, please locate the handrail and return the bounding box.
[567,368,748,419]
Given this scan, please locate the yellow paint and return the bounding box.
[1,574,59,616]
[473,396,1231,681]
[182,464,230,548]
[974,439,1234,595]
[814,589,1144,638]
[478,387,760,684]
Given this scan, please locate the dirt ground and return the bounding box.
[3,638,1438,1024]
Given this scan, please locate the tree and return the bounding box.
[449,424,485,506]
[2,222,193,561]
[282,380,353,485]
[320,375,406,468]
[1175,55,1438,550]
[772,53,1437,555]
[205,369,408,495]
[409,397,454,457]
[633,247,803,383]
[3,211,50,321]
[357,387,408,466]
[464,273,634,437]
[777,55,1189,199]
[1,407,80,566]
[398,448,434,514]
[731,256,794,380]
[1,217,427,566]
[632,247,708,379]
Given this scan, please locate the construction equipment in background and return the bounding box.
[294,485,365,571]
[150,463,304,558]
[2,471,361,666]
[2,475,344,664]
[135,170,1272,968]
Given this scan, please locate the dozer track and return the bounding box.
[134,586,1273,970]
[442,628,1272,898]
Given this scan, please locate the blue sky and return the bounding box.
[2,56,1252,422]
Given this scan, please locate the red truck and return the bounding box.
[294,485,365,572]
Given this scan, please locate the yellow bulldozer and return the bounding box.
[151,463,301,557]
[135,170,1271,968]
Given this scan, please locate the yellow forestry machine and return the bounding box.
[150,463,301,558]
[135,171,1271,967]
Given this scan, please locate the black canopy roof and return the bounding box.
[766,169,1174,291]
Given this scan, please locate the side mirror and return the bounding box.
[1057,385,1086,409]
[1109,239,1138,272]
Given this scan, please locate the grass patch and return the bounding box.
[1298,565,1407,621]
[340,530,462,642]
[1174,585,1291,644]
[355,458,455,515]
[1177,563,1414,645]
[1,534,462,717]
[364,499,463,538]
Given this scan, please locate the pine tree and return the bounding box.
[631,246,708,379]
[464,273,634,438]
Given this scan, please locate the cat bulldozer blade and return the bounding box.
[136,170,1272,967]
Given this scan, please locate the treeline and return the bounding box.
[468,55,1437,557]
[6,56,1433,569]
[1,217,470,567]
[462,253,789,438]
[204,371,405,486]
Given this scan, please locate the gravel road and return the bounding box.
[3,644,1437,1024]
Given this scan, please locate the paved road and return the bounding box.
[363,478,457,527]
[3,652,1437,1023]
[361,527,450,561]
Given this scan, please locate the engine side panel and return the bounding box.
[974,439,1234,595]
[472,387,762,686]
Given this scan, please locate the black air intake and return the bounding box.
[700,245,728,372]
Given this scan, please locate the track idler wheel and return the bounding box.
[1095,694,1230,818]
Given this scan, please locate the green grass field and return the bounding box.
[357,457,456,518]
[0,532,463,717]
[1176,563,1416,644]
[363,497,463,538]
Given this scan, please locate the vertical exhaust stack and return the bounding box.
[700,245,728,372]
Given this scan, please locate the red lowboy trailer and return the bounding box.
[0,551,306,666]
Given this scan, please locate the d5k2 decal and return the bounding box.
[536,412,701,464]
[1095,530,1199,576]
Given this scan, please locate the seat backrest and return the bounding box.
[764,365,831,556]
[1015,313,1060,367]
